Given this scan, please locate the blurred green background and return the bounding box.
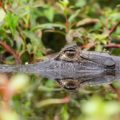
[0,0,120,120]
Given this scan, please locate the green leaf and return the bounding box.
[32,23,66,31]
[68,9,81,23]
[75,0,87,7]
[23,30,45,57]
[5,12,19,35]
[44,7,55,22]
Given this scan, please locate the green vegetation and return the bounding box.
[0,0,120,120]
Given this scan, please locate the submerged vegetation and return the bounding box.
[0,0,120,120]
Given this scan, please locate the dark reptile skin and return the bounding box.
[0,45,120,90]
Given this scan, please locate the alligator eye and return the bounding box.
[56,79,79,91]
[55,45,81,62]
[58,49,78,61]
[64,50,76,58]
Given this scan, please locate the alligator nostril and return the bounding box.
[104,59,115,69]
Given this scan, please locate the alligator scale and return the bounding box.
[0,45,120,90]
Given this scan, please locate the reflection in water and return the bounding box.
[0,64,120,91]
[1,70,120,91]
[0,65,120,91]
[42,70,120,91]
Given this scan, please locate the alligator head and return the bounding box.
[0,44,120,90]
[32,44,120,90]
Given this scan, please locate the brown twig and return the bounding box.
[105,43,120,48]
[105,21,120,48]
[110,84,120,101]
[0,41,21,64]
[0,0,7,13]
[82,42,96,50]
[109,21,120,36]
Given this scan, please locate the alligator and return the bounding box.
[0,44,120,90]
